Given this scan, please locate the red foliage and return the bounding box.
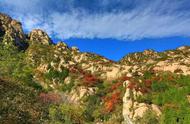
[83,74,99,86]
[105,100,114,112]
[137,87,148,94]
[127,82,136,89]
[144,79,152,87]
[168,75,174,81]
[121,76,131,81]
[104,91,121,112]
[126,81,150,94]
[111,82,122,90]
[78,68,86,75]
[39,92,61,104]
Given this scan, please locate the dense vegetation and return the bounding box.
[133,71,190,124]
[0,79,48,124]
[0,42,125,123]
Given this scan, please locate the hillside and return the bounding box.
[0,13,190,124]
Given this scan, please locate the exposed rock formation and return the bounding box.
[122,80,161,123]
[29,29,52,45]
[0,13,26,47]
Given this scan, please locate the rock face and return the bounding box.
[29,29,52,45]
[0,13,25,47]
[122,80,161,123]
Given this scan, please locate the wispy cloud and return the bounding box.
[0,0,190,40]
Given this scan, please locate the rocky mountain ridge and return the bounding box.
[1,13,190,124]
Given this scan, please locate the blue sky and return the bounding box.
[0,0,190,61]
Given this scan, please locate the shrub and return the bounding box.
[136,110,160,124]
[0,43,36,87]
[144,71,153,79]
[104,92,121,112]
[27,43,54,66]
[0,79,48,123]
[144,79,152,88]
[49,104,85,124]
[44,68,69,83]
[151,81,168,92]
[111,82,122,90]
[127,82,137,89]
[83,95,101,122]
[27,80,43,90]
[61,80,75,92]
[83,74,99,86]
[121,76,131,81]
[160,107,190,124]
[176,75,190,87]
[136,94,152,104]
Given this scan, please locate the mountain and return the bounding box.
[1,13,190,124]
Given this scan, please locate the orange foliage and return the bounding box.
[138,88,148,94]
[121,76,131,81]
[83,74,99,86]
[144,79,152,87]
[104,91,121,112]
[127,82,136,89]
[111,82,122,90]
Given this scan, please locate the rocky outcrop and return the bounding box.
[0,13,26,47]
[122,80,161,123]
[29,29,52,45]
[154,62,190,75]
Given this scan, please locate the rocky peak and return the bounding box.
[56,41,67,47]
[143,49,156,55]
[0,13,26,47]
[177,46,190,51]
[28,29,52,45]
[71,46,79,52]
[55,41,68,50]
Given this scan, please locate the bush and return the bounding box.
[144,71,153,79]
[104,91,121,113]
[151,81,169,92]
[83,74,99,86]
[49,104,85,124]
[26,43,54,66]
[45,68,69,83]
[176,75,190,87]
[0,79,48,123]
[136,94,152,104]
[160,107,190,124]
[61,78,75,92]
[83,94,101,122]
[0,43,36,87]
[136,110,160,124]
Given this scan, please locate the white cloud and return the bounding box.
[1,0,190,40]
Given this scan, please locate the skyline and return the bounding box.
[0,0,190,60]
[61,37,190,61]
